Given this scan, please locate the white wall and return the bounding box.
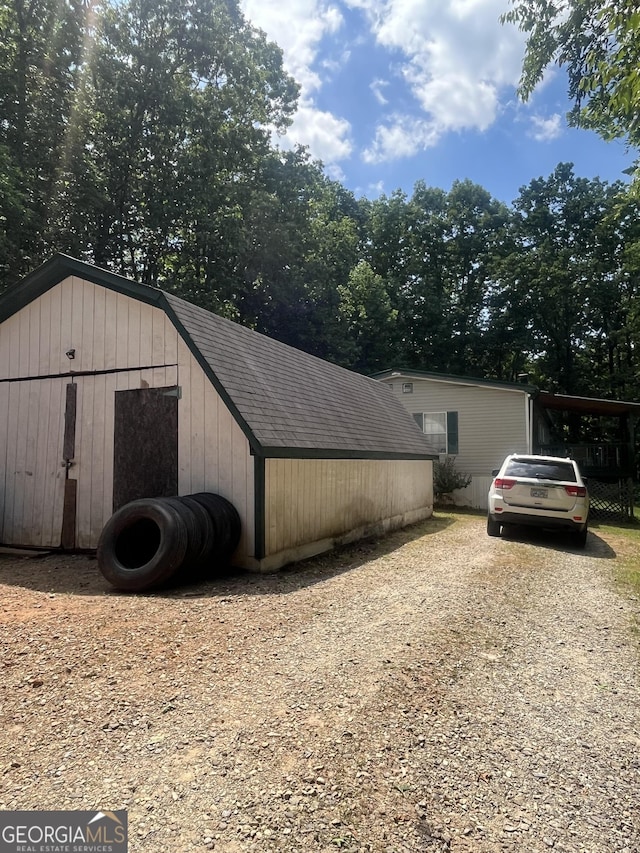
[0,277,255,556]
[261,458,433,569]
[447,476,493,511]
[382,377,530,477]
[0,378,66,547]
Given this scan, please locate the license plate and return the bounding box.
[531,488,548,498]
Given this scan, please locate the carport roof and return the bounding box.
[0,254,438,460]
[537,391,640,417]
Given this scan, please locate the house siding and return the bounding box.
[0,277,255,557]
[262,458,433,568]
[383,378,530,477]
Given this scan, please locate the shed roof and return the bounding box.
[0,255,437,460]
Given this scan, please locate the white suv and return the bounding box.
[487,454,589,548]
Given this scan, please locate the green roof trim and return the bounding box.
[0,254,165,322]
[257,447,434,460]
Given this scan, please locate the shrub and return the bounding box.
[434,456,472,501]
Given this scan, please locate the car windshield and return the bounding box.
[504,460,577,483]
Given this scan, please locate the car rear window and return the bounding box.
[504,459,577,482]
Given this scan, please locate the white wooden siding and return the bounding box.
[450,476,493,511]
[384,378,530,476]
[0,378,67,546]
[264,458,432,558]
[174,337,254,561]
[0,277,255,557]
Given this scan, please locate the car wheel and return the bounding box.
[573,526,588,549]
[487,516,501,537]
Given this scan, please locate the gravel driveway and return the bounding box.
[1,512,639,853]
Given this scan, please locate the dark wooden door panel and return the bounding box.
[63,382,77,461]
[60,382,78,549]
[113,387,178,511]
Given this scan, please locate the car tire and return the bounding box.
[178,495,218,577]
[487,516,501,537]
[573,526,588,549]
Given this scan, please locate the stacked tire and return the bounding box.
[97,493,241,591]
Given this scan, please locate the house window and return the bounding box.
[402,382,413,394]
[412,411,459,454]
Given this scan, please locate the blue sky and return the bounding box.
[239,0,634,205]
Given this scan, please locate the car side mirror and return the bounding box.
[491,469,499,477]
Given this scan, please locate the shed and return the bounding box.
[0,256,436,570]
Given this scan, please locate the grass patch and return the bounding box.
[591,516,640,596]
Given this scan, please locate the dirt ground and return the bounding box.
[0,512,639,853]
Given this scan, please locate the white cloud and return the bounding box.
[285,100,354,164]
[345,0,527,159]
[368,180,386,195]
[363,114,440,163]
[240,0,353,169]
[529,113,563,142]
[242,0,343,94]
[241,0,529,170]
[322,50,351,74]
[370,79,389,105]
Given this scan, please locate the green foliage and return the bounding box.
[0,0,299,289]
[503,1,640,169]
[493,163,634,396]
[336,261,398,372]
[2,0,640,411]
[0,0,87,284]
[591,516,640,598]
[363,179,512,377]
[433,457,472,500]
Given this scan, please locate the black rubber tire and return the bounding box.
[97,498,190,591]
[161,497,207,573]
[487,516,501,537]
[573,526,588,549]
[176,495,218,578]
[189,492,241,565]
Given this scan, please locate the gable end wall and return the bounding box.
[0,277,255,557]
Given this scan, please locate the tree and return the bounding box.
[0,0,87,286]
[495,163,624,395]
[0,0,299,292]
[336,261,398,373]
[365,184,450,370]
[503,1,640,154]
[52,0,299,285]
[365,180,511,377]
[440,180,512,376]
[228,148,362,361]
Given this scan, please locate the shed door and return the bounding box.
[112,386,179,511]
[0,378,67,547]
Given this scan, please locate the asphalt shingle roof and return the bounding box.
[165,292,436,457]
[2,255,437,459]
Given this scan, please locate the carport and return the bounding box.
[536,391,640,520]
